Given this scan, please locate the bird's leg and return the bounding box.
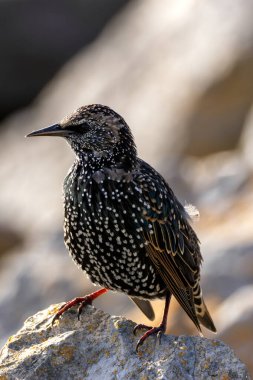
[52,288,108,325]
[134,293,171,353]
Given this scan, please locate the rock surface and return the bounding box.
[0,305,250,380]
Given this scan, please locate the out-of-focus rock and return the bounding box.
[1,0,253,375]
[181,151,250,211]
[0,0,130,119]
[184,55,253,156]
[216,286,253,376]
[202,243,253,299]
[0,224,23,257]
[37,0,253,162]
[241,104,253,172]
[0,305,250,380]
[2,0,253,232]
[0,233,139,348]
[0,233,84,347]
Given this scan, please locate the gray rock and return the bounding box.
[216,286,253,376]
[0,234,134,349]
[181,151,250,212]
[202,242,253,299]
[2,0,253,233]
[241,104,253,172]
[0,304,250,380]
[36,0,253,163]
[0,224,23,257]
[0,0,130,119]
[1,0,253,377]
[0,234,85,348]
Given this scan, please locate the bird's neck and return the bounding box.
[75,148,137,173]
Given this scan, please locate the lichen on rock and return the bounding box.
[0,304,250,379]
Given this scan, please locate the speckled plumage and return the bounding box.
[27,104,216,349]
[64,155,167,300]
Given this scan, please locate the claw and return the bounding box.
[51,297,86,326]
[134,293,171,353]
[77,296,93,320]
[135,325,166,353]
[136,338,144,353]
[52,303,68,325]
[133,323,152,336]
[51,312,60,326]
[157,329,163,345]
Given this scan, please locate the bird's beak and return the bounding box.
[26,124,72,138]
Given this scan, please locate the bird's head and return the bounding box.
[27,104,137,168]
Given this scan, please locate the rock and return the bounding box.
[1,0,253,234]
[36,0,253,163]
[1,1,253,378]
[0,304,250,380]
[0,224,23,257]
[0,233,85,348]
[201,242,253,300]
[241,104,253,172]
[0,0,130,119]
[181,151,250,212]
[216,286,253,376]
[0,233,138,349]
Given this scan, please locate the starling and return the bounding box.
[27,104,216,352]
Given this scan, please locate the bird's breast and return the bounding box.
[62,165,166,298]
[63,167,143,258]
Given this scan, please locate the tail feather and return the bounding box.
[193,283,216,333]
[130,297,155,321]
[196,298,217,332]
[195,297,216,333]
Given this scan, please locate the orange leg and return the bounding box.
[52,288,108,325]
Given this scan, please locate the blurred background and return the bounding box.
[0,0,253,375]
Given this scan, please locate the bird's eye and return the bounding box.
[70,122,90,133]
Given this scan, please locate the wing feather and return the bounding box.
[136,165,203,331]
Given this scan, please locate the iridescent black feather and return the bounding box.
[27,104,216,334]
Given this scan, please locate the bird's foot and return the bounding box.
[52,288,108,325]
[52,296,92,325]
[134,323,166,353]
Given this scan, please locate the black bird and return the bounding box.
[27,104,216,351]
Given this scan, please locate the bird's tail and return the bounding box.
[193,284,216,333]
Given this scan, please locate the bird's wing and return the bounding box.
[135,163,203,331]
